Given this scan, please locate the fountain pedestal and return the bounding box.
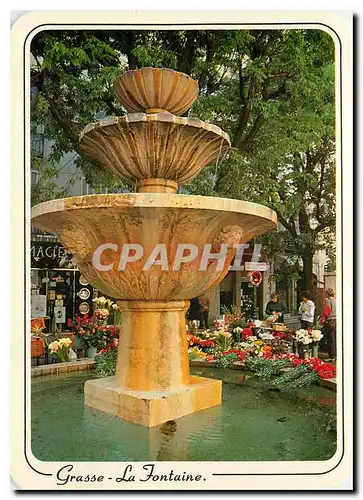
[84,374,222,427]
[85,300,222,426]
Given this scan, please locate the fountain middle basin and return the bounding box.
[31,193,277,426]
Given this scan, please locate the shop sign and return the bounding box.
[54,306,66,323]
[31,242,76,269]
[249,270,263,286]
[244,262,268,272]
[31,295,47,318]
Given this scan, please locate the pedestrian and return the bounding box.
[265,292,287,323]
[198,294,210,329]
[187,297,203,327]
[319,288,336,360]
[298,291,316,329]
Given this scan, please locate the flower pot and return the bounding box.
[312,344,319,359]
[303,348,312,359]
[74,335,84,350]
[293,340,299,355]
[87,346,97,358]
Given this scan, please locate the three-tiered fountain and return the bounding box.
[32,68,277,427]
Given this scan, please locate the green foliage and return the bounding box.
[244,357,322,390]
[216,352,239,369]
[31,151,70,206]
[94,349,117,377]
[273,363,321,390]
[212,332,233,352]
[244,357,290,379]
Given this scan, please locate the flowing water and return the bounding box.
[31,367,336,462]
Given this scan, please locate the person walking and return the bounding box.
[187,297,203,327]
[265,292,287,323]
[298,291,316,329]
[319,288,336,360]
[198,294,210,329]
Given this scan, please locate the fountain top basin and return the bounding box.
[31,194,277,300]
[113,67,199,115]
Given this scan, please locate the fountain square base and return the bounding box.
[84,375,222,427]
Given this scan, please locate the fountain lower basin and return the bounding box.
[31,193,277,300]
[31,193,277,426]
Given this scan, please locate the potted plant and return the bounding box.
[68,310,121,358]
[48,338,72,363]
[310,329,324,358]
[294,329,313,358]
[92,296,122,326]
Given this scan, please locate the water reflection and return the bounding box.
[149,405,223,460]
[32,370,336,462]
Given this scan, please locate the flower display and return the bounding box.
[184,318,335,384]
[187,334,201,347]
[92,296,118,311]
[188,346,207,359]
[94,308,110,321]
[31,317,46,336]
[241,328,253,340]
[295,329,313,345]
[67,313,120,350]
[198,339,215,348]
[92,297,122,325]
[259,332,275,341]
[272,331,286,340]
[311,329,324,342]
[213,318,225,329]
[295,328,323,345]
[223,311,245,330]
[210,329,233,351]
[222,349,245,362]
[48,337,72,362]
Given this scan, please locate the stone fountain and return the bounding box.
[32,67,277,427]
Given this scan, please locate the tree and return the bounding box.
[30,29,335,290]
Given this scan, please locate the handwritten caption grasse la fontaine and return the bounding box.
[56,464,206,485]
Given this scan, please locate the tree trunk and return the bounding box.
[301,251,314,293]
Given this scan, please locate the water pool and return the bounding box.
[31,367,336,462]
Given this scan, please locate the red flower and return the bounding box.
[67,318,72,328]
[314,361,336,379]
[273,332,285,339]
[187,334,201,347]
[223,349,245,361]
[199,339,215,348]
[242,328,253,340]
[206,355,217,361]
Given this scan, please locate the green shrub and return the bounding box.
[94,349,117,377]
[216,352,239,369]
[244,357,290,379]
[273,363,320,389]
